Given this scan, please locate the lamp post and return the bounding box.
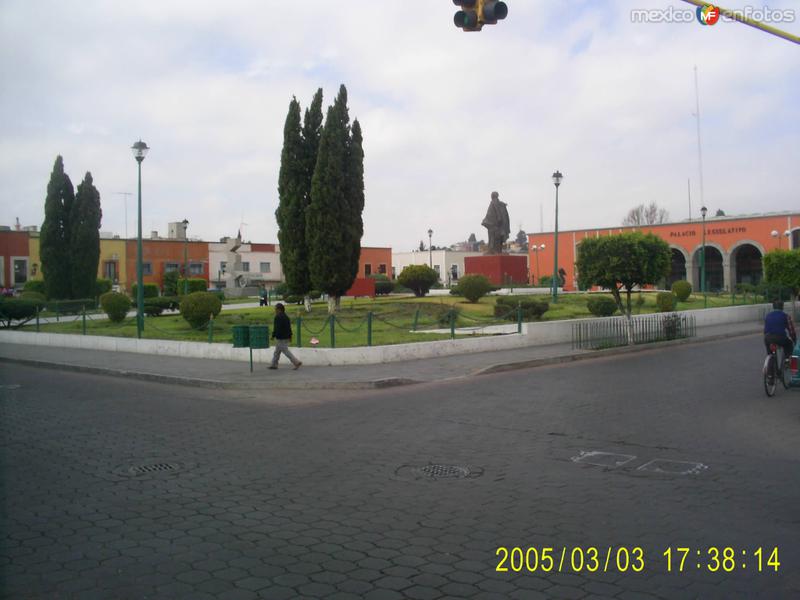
[701,205,707,308]
[771,229,788,250]
[427,228,433,268]
[551,171,563,302]
[131,140,149,338]
[182,219,189,295]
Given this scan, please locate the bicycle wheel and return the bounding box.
[780,350,791,390]
[764,354,777,397]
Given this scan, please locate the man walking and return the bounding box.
[269,303,302,370]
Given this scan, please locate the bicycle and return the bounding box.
[763,343,791,397]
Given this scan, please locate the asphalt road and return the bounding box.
[1,335,798,599]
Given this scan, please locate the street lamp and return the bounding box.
[182,219,189,295]
[533,243,545,284]
[131,139,149,339]
[771,229,789,250]
[551,171,563,302]
[427,228,433,268]
[701,205,707,308]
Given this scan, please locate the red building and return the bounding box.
[125,239,210,290]
[0,230,31,289]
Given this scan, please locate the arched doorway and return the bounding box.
[791,228,800,250]
[731,243,763,285]
[693,246,724,292]
[666,248,687,288]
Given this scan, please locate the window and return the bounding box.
[241,262,250,272]
[104,261,118,282]
[364,264,372,276]
[142,262,153,276]
[378,264,387,275]
[450,264,459,280]
[260,262,271,273]
[434,264,440,275]
[13,258,27,285]
[164,262,179,273]
[189,263,203,276]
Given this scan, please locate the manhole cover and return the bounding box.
[416,464,470,479]
[113,462,184,477]
[572,451,636,469]
[637,459,707,475]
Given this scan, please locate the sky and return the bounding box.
[1,0,798,251]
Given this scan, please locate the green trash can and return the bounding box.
[232,325,250,348]
[249,325,270,349]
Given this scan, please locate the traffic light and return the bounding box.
[453,0,508,32]
[453,0,480,31]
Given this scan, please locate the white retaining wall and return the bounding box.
[0,303,768,366]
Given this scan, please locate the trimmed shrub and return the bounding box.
[495,296,549,321]
[24,280,47,296]
[656,291,677,312]
[180,291,222,328]
[95,278,113,298]
[0,298,39,326]
[143,296,176,317]
[453,274,493,303]
[20,291,46,307]
[100,292,131,323]
[368,274,394,295]
[671,280,692,301]
[177,278,207,294]
[397,265,439,297]
[131,283,159,299]
[587,295,618,317]
[162,271,179,296]
[537,275,553,288]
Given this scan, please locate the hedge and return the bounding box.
[100,292,131,323]
[131,283,159,299]
[453,274,493,303]
[587,295,618,317]
[0,298,39,327]
[656,292,677,312]
[494,296,549,321]
[671,280,692,301]
[180,291,222,328]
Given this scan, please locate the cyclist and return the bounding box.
[763,300,797,369]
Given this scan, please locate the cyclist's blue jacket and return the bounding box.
[764,310,796,338]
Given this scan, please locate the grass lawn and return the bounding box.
[18,290,759,348]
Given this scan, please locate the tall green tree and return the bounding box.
[275,90,323,311]
[344,118,365,285]
[576,232,671,344]
[70,172,102,299]
[307,84,356,312]
[40,156,75,299]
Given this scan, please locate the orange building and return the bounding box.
[528,212,800,292]
[124,239,210,292]
[358,247,393,279]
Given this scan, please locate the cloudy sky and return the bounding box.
[1,0,798,251]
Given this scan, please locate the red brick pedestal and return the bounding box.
[464,254,528,286]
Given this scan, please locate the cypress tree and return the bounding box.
[70,172,102,299]
[276,98,307,295]
[344,119,365,285]
[307,85,353,312]
[40,156,75,299]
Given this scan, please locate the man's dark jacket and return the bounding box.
[272,312,292,340]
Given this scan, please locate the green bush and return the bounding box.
[100,292,131,323]
[537,275,553,288]
[495,296,549,321]
[20,291,46,307]
[0,298,39,326]
[24,280,47,296]
[131,283,159,299]
[368,274,394,295]
[397,265,439,297]
[143,296,177,317]
[180,291,222,328]
[47,298,96,314]
[453,274,493,303]
[95,278,113,298]
[177,278,207,294]
[587,295,618,317]
[671,280,692,301]
[656,291,677,312]
[162,271,179,296]
[272,283,289,297]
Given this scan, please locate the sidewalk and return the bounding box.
[0,322,760,390]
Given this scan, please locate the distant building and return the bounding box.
[393,249,483,286]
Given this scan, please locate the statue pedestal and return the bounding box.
[464,254,528,286]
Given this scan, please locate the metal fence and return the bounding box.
[572,313,697,350]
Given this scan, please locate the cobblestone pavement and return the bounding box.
[1,336,799,599]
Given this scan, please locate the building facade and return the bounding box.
[392,250,484,285]
[528,212,800,292]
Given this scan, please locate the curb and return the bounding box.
[1,328,760,391]
[473,328,761,377]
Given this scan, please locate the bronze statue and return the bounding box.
[481,191,510,254]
